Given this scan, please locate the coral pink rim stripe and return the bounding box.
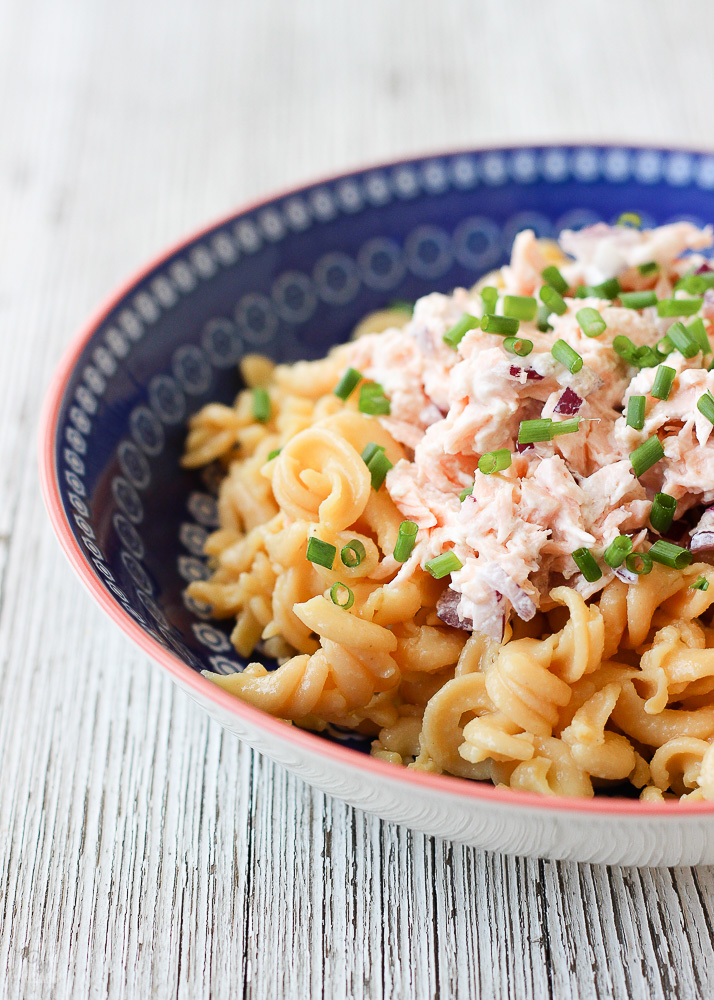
[38,147,714,818]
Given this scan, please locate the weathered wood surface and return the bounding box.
[2,0,714,996]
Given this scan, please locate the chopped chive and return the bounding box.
[666,321,699,358]
[649,539,693,570]
[613,335,639,364]
[576,277,621,300]
[393,520,418,562]
[536,304,554,332]
[638,261,659,276]
[361,442,385,465]
[657,297,703,318]
[481,286,498,313]
[542,265,569,294]
[481,314,519,336]
[459,482,474,501]
[603,535,633,568]
[425,551,463,579]
[443,313,479,349]
[627,395,646,430]
[478,448,512,474]
[306,536,336,569]
[364,448,393,490]
[540,285,567,316]
[551,416,581,436]
[252,387,271,423]
[334,367,362,400]
[691,576,710,592]
[267,448,281,461]
[688,318,710,354]
[650,492,677,534]
[551,339,583,373]
[651,365,676,401]
[630,436,664,477]
[330,582,354,609]
[620,290,658,309]
[617,212,641,228]
[625,551,653,576]
[697,391,714,424]
[341,539,366,567]
[503,295,538,321]
[576,306,607,337]
[657,335,675,356]
[504,337,533,357]
[518,419,552,444]
[572,547,602,582]
[358,382,390,415]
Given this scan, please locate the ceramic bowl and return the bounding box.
[40,145,714,866]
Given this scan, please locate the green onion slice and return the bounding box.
[459,482,474,501]
[481,286,498,313]
[478,449,512,474]
[536,303,554,332]
[630,436,664,477]
[539,285,567,316]
[341,539,366,567]
[518,419,552,444]
[393,520,418,563]
[576,307,607,338]
[504,337,533,357]
[576,277,621,300]
[697,391,714,424]
[334,367,362,400]
[551,417,581,437]
[252,387,271,423]
[425,551,463,579]
[619,290,657,309]
[358,382,390,415]
[650,492,677,534]
[688,318,710,354]
[648,539,693,570]
[541,265,568,294]
[666,321,699,358]
[267,448,281,461]
[617,212,641,228]
[481,314,520,336]
[625,551,653,576]
[626,395,646,430]
[603,535,633,568]
[657,335,675,356]
[330,582,355,609]
[363,448,392,490]
[361,442,385,465]
[572,547,602,582]
[503,295,538,321]
[306,537,336,569]
[691,576,710,592]
[657,297,704,318]
[551,339,583,373]
[651,365,676,401]
[638,261,659,276]
[444,313,479,349]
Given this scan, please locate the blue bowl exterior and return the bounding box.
[53,145,714,722]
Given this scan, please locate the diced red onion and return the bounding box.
[554,386,583,415]
[696,264,714,275]
[509,365,544,381]
[436,589,473,631]
[482,564,537,621]
[516,441,534,453]
[691,531,714,553]
[614,566,639,585]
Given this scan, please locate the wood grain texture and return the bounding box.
[3,0,714,996]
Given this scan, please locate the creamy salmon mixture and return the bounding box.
[344,221,714,638]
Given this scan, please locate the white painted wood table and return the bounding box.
[4,0,714,996]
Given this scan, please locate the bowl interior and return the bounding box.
[49,145,714,755]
